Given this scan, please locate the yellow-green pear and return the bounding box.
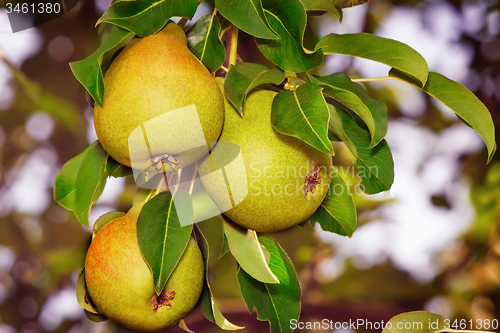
[199,83,333,232]
[94,22,224,172]
[84,207,204,331]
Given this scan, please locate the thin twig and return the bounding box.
[351,76,396,83]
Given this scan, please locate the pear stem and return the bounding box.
[228,25,238,67]
[188,163,198,195]
[161,160,169,192]
[172,168,182,196]
[160,160,181,196]
[177,17,188,28]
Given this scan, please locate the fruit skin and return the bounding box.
[85,210,204,331]
[200,84,333,233]
[94,22,224,172]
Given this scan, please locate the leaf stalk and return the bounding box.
[351,76,396,83]
[228,25,238,67]
[188,163,198,195]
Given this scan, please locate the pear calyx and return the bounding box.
[152,291,176,312]
[304,166,323,200]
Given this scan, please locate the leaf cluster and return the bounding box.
[58,0,497,332]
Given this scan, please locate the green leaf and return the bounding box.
[186,12,225,73]
[54,145,94,211]
[298,0,342,21]
[84,310,108,323]
[97,0,198,37]
[77,269,110,321]
[137,191,194,295]
[97,24,128,73]
[237,236,301,333]
[179,319,195,333]
[422,72,497,163]
[316,33,428,87]
[272,83,333,154]
[106,156,133,178]
[194,226,244,330]
[224,63,285,115]
[218,15,233,37]
[70,26,134,106]
[97,22,113,41]
[76,269,100,314]
[219,233,229,259]
[215,0,278,39]
[92,211,126,238]
[54,145,129,219]
[256,0,324,72]
[328,104,355,152]
[333,0,369,8]
[331,107,394,194]
[382,311,446,333]
[223,219,279,284]
[388,68,425,88]
[308,72,387,148]
[74,142,109,227]
[311,167,356,236]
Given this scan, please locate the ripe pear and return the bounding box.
[84,207,204,331]
[199,84,333,232]
[94,22,224,172]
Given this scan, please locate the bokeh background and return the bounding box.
[0,0,499,332]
